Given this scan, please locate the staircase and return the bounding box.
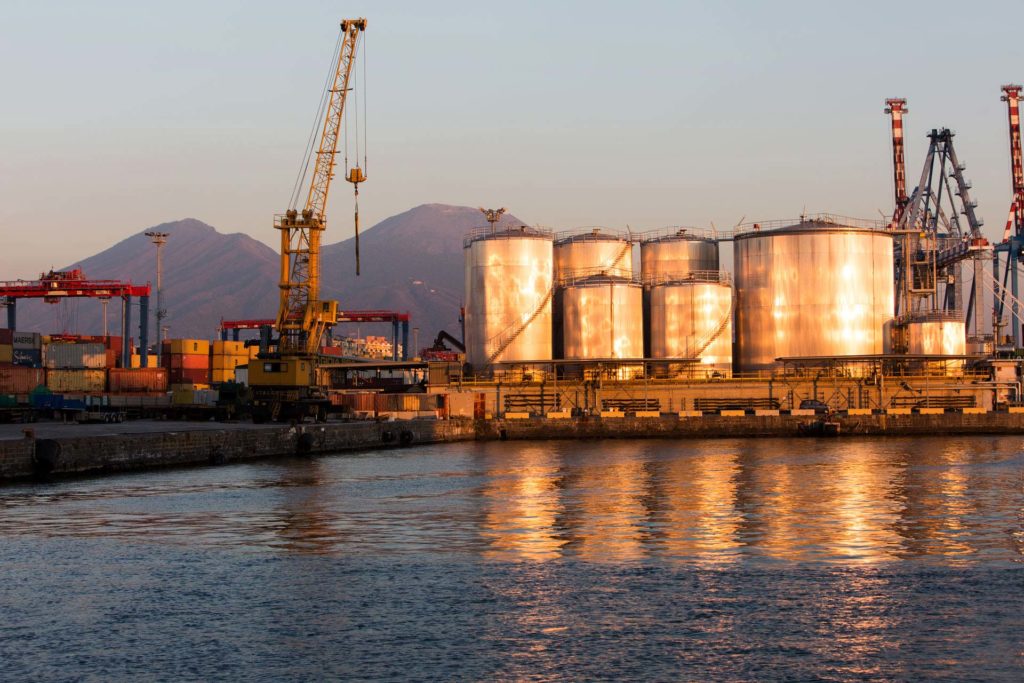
[687,295,733,359]
[486,285,554,364]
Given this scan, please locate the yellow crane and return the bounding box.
[250,18,366,422]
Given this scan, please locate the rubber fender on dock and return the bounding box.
[296,431,316,455]
[499,429,508,441]
[381,430,396,443]
[399,430,414,447]
[33,439,62,475]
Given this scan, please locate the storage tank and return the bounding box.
[561,275,643,363]
[733,217,895,372]
[640,230,719,282]
[906,315,966,374]
[464,226,554,367]
[554,229,632,283]
[648,274,733,377]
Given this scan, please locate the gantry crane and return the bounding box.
[249,18,367,422]
[992,84,1024,349]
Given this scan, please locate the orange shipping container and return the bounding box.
[108,368,169,393]
[0,364,46,393]
[168,353,209,370]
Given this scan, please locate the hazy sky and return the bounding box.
[2,0,1022,279]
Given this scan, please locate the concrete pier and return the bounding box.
[2,411,1023,483]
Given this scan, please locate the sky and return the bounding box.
[1,0,1022,279]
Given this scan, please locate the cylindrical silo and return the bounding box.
[649,275,733,377]
[640,230,719,282]
[733,218,895,372]
[562,275,643,362]
[906,315,966,375]
[553,229,632,283]
[464,227,553,368]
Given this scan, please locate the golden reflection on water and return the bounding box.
[474,438,1022,564]
[0,437,1020,563]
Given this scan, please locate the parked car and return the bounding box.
[799,399,830,414]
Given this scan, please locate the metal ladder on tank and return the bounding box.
[486,286,554,365]
[485,236,633,365]
[687,295,733,359]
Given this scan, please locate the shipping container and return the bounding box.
[171,382,211,392]
[211,355,247,371]
[130,354,159,369]
[108,368,169,393]
[0,345,11,364]
[166,353,209,370]
[210,368,235,383]
[212,340,246,355]
[163,339,210,355]
[0,329,12,345]
[12,332,42,349]
[0,364,46,394]
[45,369,107,393]
[169,368,210,384]
[12,348,42,367]
[44,342,107,369]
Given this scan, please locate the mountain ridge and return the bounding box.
[13,205,524,345]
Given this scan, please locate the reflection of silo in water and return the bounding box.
[553,230,632,358]
[648,275,733,378]
[562,275,643,378]
[733,218,895,372]
[463,226,553,368]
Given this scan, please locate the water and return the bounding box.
[1,436,1022,680]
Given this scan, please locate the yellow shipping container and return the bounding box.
[172,389,194,405]
[211,369,235,383]
[130,354,160,369]
[171,382,210,392]
[166,339,210,355]
[46,369,107,392]
[0,345,12,363]
[212,340,247,355]
[212,355,247,371]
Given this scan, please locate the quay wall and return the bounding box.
[2,412,1024,483]
[0,420,476,482]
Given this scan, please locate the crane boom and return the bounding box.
[275,18,366,355]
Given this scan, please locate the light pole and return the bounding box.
[145,231,169,363]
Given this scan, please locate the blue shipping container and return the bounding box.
[13,348,42,367]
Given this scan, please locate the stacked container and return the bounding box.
[42,340,109,393]
[0,329,11,364]
[108,368,169,393]
[162,339,211,385]
[211,341,248,383]
[12,331,42,367]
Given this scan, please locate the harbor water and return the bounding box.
[1,436,1022,680]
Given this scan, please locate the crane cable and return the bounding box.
[289,28,345,212]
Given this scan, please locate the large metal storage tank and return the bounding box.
[554,230,632,282]
[640,230,719,282]
[464,227,554,367]
[562,275,643,361]
[906,316,966,374]
[733,218,895,372]
[649,275,733,377]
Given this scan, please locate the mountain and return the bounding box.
[321,204,523,341]
[13,205,524,346]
